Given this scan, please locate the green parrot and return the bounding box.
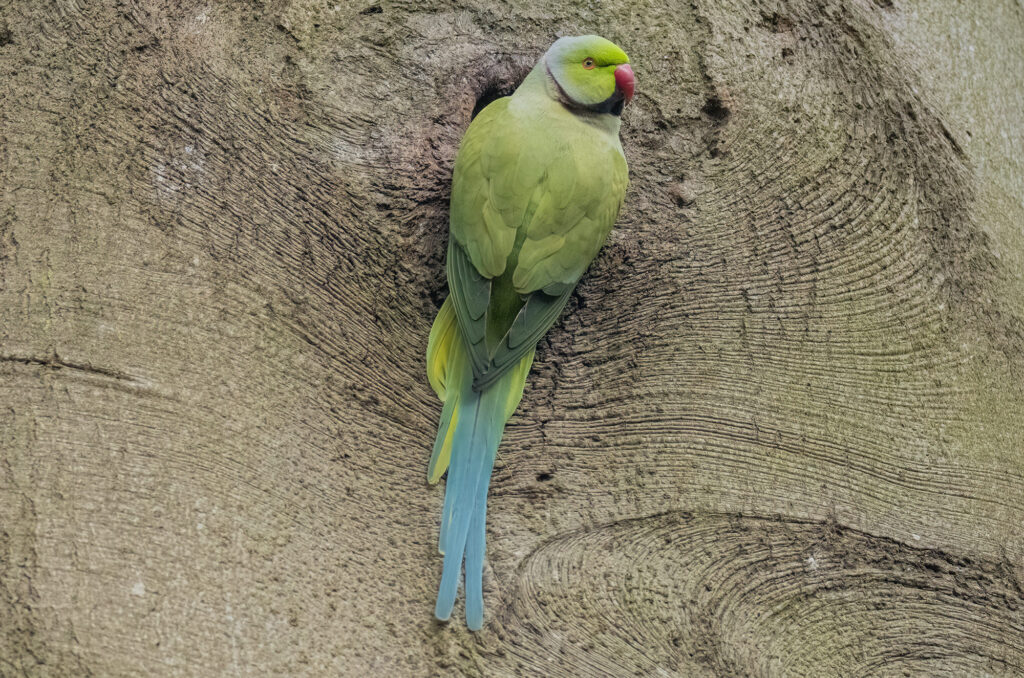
[426,35,634,630]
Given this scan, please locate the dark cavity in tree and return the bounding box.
[472,82,519,120]
[701,96,731,124]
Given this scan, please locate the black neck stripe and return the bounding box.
[545,62,625,117]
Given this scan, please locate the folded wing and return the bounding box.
[448,100,629,390]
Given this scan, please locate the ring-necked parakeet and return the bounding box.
[426,35,634,631]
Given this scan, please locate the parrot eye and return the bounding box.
[582,57,595,69]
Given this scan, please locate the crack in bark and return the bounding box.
[0,354,136,383]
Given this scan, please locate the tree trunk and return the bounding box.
[2,0,1022,675]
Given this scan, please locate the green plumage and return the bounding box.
[427,35,633,630]
[449,58,629,389]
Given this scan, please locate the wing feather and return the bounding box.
[513,145,627,293]
[446,95,629,389]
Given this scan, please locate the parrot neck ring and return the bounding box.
[545,62,634,117]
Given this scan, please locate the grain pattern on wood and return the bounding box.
[1,0,1022,676]
[491,512,1024,677]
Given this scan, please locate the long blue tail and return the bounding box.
[433,379,505,630]
[426,298,534,630]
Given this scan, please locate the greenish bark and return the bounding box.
[1,0,1022,676]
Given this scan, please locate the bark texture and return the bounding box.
[1,0,1023,676]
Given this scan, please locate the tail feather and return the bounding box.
[463,486,488,630]
[434,385,502,624]
[427,298,461,484]
[426,298,536,630]
[428,398,458,487]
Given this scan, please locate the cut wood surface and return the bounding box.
[1,0,1022,676]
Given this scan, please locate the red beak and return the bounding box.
[614,64,635,105]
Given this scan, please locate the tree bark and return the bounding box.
[2,0,1023,676]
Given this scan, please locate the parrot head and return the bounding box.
[543,35,634,116]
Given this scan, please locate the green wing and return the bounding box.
[449,98,541,279]
[447,98,628,390]
[513,142,628,294]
